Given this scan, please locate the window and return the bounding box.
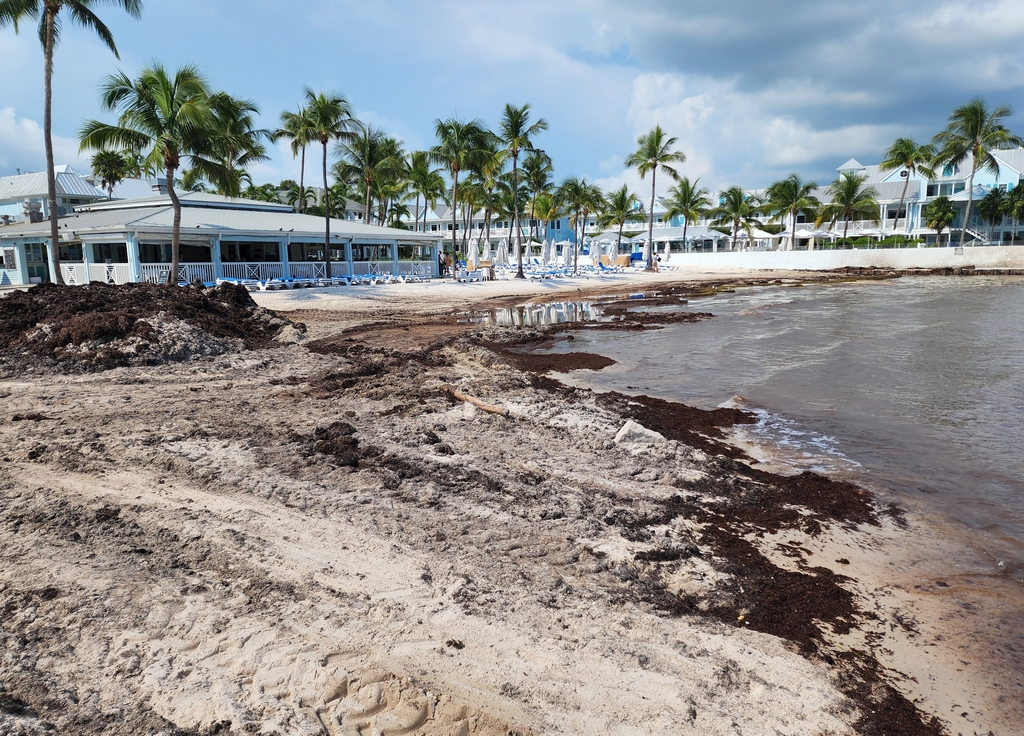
[927,184,938,197]
[886,208,908,220]
[447,224,453,230]
[431,225,438,231]
[352,243,392,261]
[58,243,83,261]
[999,184,1008,191]
[939,183,953,196]
[555,220,561,229]
[220,241,280,262]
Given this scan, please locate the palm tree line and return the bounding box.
[5,0,1022,287]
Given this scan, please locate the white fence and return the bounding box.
[60,264,88,285]
[288,262,329,279]
[141,263,215,284]
[351,261,385,276]
[221,262,284,281]
[88,263,133,285]
[397,261,433,277]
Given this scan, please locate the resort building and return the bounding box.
[0,192,438,286]
[0,166,108,227]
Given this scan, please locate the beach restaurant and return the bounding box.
[0,192,439,286]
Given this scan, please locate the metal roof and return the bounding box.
[0,197,438,243]
[632,225,730,242]
[0,165,107,201]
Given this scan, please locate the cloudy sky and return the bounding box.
[2,0,1023,194]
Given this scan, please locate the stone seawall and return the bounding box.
[663,245,1024,272]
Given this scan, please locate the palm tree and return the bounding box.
[79,63,221,285]
[624,125,686,271]
[1008,186,1024,243]
[205,92,270,197]
[178,167,210,192]
[498,104,548,279]
[554,176,585,270]
[470,137,507,253]
[430,117,488,279]
[274,106,315,213]
[598,185,644,258]
[285,182,316,212]
[522,149,553,240]
[663,177,710,253]
[709,187,763,251]
[335,125,403,225]
[407,150,445,233]
[977,187,1007,243]
[817,172,880,247]
[90,149,131,199]
[532,192,560,250]
[924,196,957,245]
[879,138,935,234]
[764,174,818,251]
[554,177,602,272]
[1,0,143,285]
[933,98,1024,247]
[303,87,354,264]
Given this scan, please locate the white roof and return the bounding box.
[0,165,107,201]
[837,158,864,172]
[0,192,436,243]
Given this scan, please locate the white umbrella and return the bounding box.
[494,237,510,266]
[590,238,602,267]
[479,239,491,263]
[468,235,481,270]
[541,238,551,265]
[560,240,574,268]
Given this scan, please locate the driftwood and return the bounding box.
[444,386,510,417]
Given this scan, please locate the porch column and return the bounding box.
[391,240,399,275]
[279,237,289,278]
[344,239,353,277]
[126,233,142,282]
[211,235,223,280]
[82,238,94,283]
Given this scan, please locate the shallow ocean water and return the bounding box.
[551,276,1024,583]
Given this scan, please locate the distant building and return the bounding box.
[0,166,107,226]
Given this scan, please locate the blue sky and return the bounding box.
[2,0,1023,194]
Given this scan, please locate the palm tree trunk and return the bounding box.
[298,145,306,214]
[843,217,850,246]
[617,221,624,259]
[895,174,910,234]
[791,211,797,252]
[514,153,524,279]
[167,165,181,286]
[323,140,330,264]
[42,10,64,285]
[960,161,978,247]
[364,177,372,224]
[450,173,459,281]
[485,187,493,257]
[732,220,738,251]
[414,193,421,236]
[683,215,689,252]
[646,172,656,271]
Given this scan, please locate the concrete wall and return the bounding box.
[663,245,1024,271]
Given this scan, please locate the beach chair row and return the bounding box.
[214,273,428,291]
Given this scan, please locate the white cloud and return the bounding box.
[0,107,92,173]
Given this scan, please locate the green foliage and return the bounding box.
[624,125,685,267]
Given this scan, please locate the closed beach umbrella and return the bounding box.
[590,238,602,266]
[541,238,551,265]
[495,237,510,266]
[468,236,481,270]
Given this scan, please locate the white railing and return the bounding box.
[141,263,215,284]
[288,262,329,279]
[60,263,88,285]
[352,261,386,276]
[221,262,284,281]
[89,263,133,285]
[397,261,433,277]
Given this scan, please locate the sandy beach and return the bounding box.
[1,270,1016,735]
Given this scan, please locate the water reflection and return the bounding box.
[472,301,605,327]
